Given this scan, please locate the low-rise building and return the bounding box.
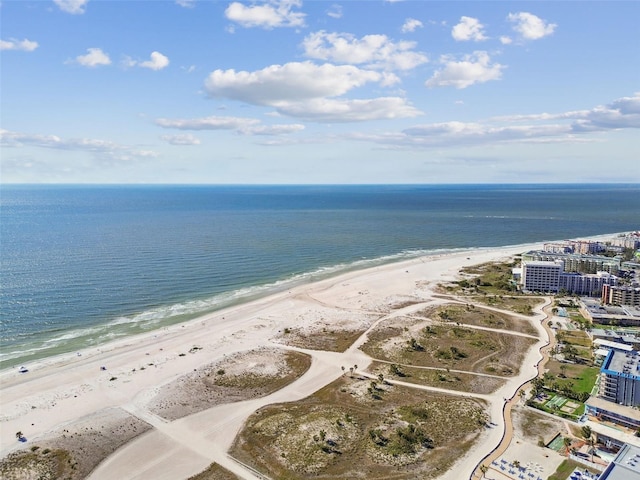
[602,285,640,307]
[598,443,640,480]
[581,299,640,327]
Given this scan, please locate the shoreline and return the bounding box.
[2,233,618,372]
[0,233,624,479]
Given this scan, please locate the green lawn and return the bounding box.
[548,460,600,480]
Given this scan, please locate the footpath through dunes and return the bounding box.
[88,296,547,479]
[0,244,544,480]
[470,297,555,480]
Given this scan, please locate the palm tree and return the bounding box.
[563,436,572,455]
[586,436,596,463]
[479,464,488,478]
[512,459,521,470]
[15,431,23,441]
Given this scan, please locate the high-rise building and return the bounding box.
[521,261,562,292]
[598,350,640,407]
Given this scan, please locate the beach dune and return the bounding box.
[0,243,546,479]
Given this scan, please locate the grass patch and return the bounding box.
[188,463,240,480]
[0,449,76,480]
[545,360,598,394]
[361,319,537,377]
[511,405,564,444]
[279,328,370,352]
[368,361,506,395]
[230,376,489,479]
[417,304,538,336]
[149,349,312,420]
[560,330,592,348]
[548,459,600,480]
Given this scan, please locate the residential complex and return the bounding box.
[519,260,618,295]
[602,285,640,307]
[521,251,621,274]
[585,345,640,432]
[598,350,640,407]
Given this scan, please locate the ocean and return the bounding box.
[1,184,638,369]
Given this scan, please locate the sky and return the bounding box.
[1,0,639,184]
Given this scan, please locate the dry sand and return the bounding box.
[1,242,557,479]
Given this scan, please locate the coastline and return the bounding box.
[0,234,622,478]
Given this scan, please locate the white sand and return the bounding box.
[1,242,558,479]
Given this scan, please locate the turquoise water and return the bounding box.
[1,184,639,368]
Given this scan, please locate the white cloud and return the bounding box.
[426,51,504,89]
[175,0,195,8]
[155,116,305,135]
[204,61,421,123]
[275,97,422,122]
[240,124,305,135]
[403,121,566,145]
[140,51,170,70]
[349,92,640,149]
[326,4,342,19]
[205,61,390,105]
[123,52,170,70]
[401,18,423,33]
[53,0,88,15]
[302,31,427,71]
[500,36,512,45]
[225,0,305,29]
[451,16,487,41]
[156,116,259,131]
[492,93,640,131]
[508,12,556,40]
[571,93,640,131]
[0,129,157,161]
[0,38,39,51]
[74,48,111,67]
[160,134,201,145]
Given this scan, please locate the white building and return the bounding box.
[521,261,563,293]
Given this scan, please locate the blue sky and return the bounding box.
[1,0,639,184]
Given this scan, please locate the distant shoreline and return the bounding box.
[0,232,626,373]
[0,232,629,479]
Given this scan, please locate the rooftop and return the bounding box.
[603,350,640,378]
[586,395,640,419]
[599,443,640,480]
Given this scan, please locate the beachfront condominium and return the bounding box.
[521,260,563,293]
[585,350,640,430]
[602,285,640,307]
[521,251,621,274]
[599,350,640,407]
[520,260,617,295]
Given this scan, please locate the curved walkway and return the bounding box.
[469,297,556,480]
[90,294,550,480]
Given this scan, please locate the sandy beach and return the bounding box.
[1,242,554,479]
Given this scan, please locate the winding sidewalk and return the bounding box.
[469,297,556,480]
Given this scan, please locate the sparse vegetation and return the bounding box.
[230,376,489,479]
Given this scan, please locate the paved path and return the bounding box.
[89,295,549,480]
[469,297,555,480]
